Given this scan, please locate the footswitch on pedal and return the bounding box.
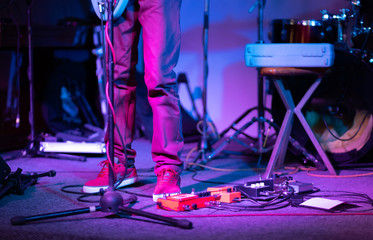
[234,179,274,198]
[206,186,241,203]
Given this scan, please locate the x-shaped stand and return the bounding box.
[263,72,337,179]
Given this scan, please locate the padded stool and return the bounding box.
[260,67,337,178]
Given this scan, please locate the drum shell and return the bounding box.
[271,19,336,43]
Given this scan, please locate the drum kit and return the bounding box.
[271,1,372,55]
[270,0,373,166]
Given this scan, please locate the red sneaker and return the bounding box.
[83,160,138,193]
[153,169,181,202]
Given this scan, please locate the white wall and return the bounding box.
[176,0,351,135]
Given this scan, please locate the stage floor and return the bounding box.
[1,137,373,240]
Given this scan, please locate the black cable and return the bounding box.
[299,190,373,213]
[118,189,152,199]
[212,199,291,212]
[186,166,296,212]
[189,168,239,186]
[307,190,373,201]
[60,184,102,203]
[61,184,85,195]
[209,187,294,212]
[236,189,264,206]
[322,111,370,141]
[77,192,102,203]
[189,167,298,209]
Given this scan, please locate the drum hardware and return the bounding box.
[353,22,373,60]
[204,0,278,166]
[187,0,220,170]
[350,0,362,20]
[320,8,350,47]
[350,0,373,53]
[351,0,361,7]
[267,1,373,169]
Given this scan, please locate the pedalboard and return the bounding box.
[156,186,241,211]
[156,177,315,211]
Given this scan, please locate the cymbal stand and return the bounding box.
[255,0,267,163]
[206,0,276,164]
[11,1,192,229]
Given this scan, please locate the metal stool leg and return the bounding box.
[264,79,295,179]
[263,76,337,179]
[294,77,337,176]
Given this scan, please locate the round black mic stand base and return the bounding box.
[10,189,193,229]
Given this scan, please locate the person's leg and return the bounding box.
[83,1,141,193]
[138,0,184,201]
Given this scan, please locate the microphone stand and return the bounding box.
[188,0,216,169]
[0,168,56,199]
[10,0,192,229]
[4,0,86,162]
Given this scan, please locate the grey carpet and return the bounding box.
[1,138,373,240]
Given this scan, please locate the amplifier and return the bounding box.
[245,43,334,67]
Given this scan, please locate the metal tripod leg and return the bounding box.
[206,115,277,160]
[10,194,192,229]
[207,118,256,160]
[206,72,276,162]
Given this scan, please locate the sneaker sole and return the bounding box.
[82,176,138,194]
[152,191,180,202]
